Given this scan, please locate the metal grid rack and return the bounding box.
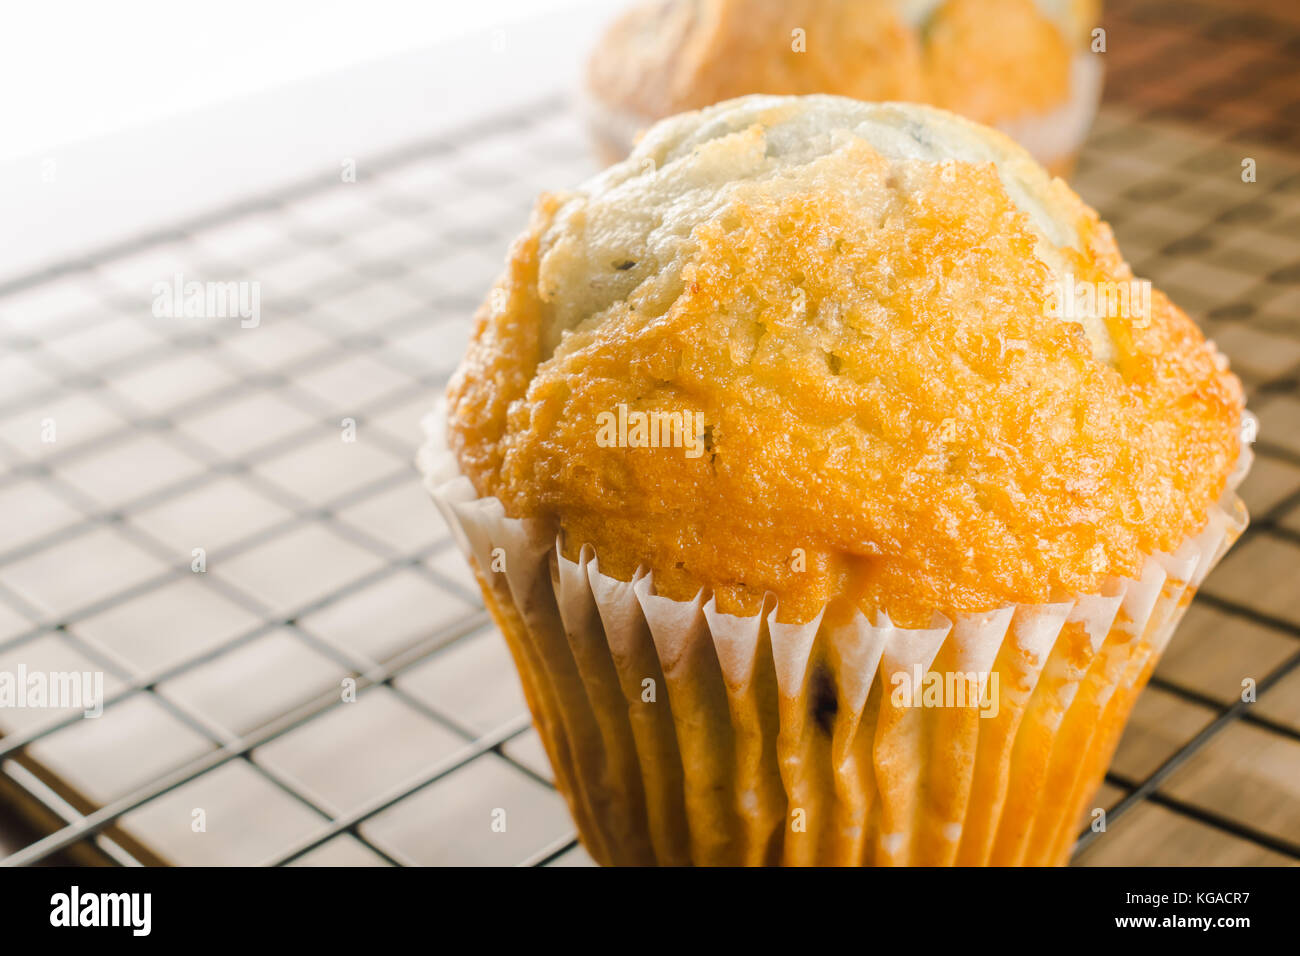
[0,100,599,868]
[0,0,1298,867]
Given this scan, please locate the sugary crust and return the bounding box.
[587,0,1091,136]
[445,96,1241,627]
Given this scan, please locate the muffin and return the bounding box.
[421,95,1250,866]
[585,0,1104,176]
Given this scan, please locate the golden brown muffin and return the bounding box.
[446,95,1241,630]
[585,0,1104,173]
[425,96,1249,867]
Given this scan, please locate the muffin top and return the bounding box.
[587,0,1099,130]
[445,95,1241,627]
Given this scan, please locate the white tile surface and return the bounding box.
[0,281,112,332]
[193,214,293,266]
[119,758,326,866]
[74,575,262,679]
[0,479,83,555]
[175,391,318,458]
[45,316,166,369]
[57,432,206,509]
[220,319,333,370]
[395,630,527,735]
[253,686,465,816]
[95,242,219,302]
[258,249,357,299]
[0,601,31,641]
[157,628,345,738]
[0,354,57,407]
[28,692,213,806]
[315,282,425,330]
[214,524,387,617]
[294,354,413,415]
[282,188,379,232]
[360,753,572,867]
[335,219,432,260]
[383,320,469,376]
[251,432,405,507]
[128,475,296,555]
[299,568,473,667]
[109,352,239,412]
[0,526,168,618]
[336,480,448,555]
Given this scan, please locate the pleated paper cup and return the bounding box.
[418,417,1250,866]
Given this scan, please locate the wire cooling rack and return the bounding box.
[0,100,599,868]
[1,0,1299,868]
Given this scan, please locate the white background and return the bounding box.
[0,0,617,283]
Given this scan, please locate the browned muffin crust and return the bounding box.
[446,98,1241,628]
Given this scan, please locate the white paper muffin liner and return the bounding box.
[583,53,1104,174]
[418,413,1251,866]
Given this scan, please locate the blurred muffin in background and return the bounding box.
[585,0,1103,176]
